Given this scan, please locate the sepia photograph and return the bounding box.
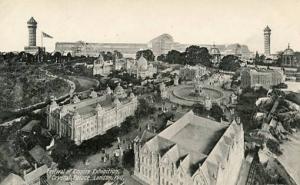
[0,0,299,184]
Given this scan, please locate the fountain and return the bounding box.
[170,73,224,106]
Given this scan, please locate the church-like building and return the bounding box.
[92,54,114,76]
[116,55,157,79]
[134,111,244,185]
[281,44,299,68]
[46,86,137,145]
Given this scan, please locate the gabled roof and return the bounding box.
[139,130,156,145]
[144,136,175,156]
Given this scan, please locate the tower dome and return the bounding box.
[114,83,127,98]
[283,44,294,55]
[210,45,220,55]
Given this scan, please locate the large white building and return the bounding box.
[240,68,285,89]
[47,87,137,145]
[134,111,244,185]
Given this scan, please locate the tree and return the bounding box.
[120,116,138,133]
[185,46,212,67]
[192,103,206,116]
[53,52,62,63]
[209,104,224,122]
[219,55,241,71]
[135,98,156,119]
[113,50,123,60]
[165,50,184,64]
[157,54,166,62]
[66,53,72,62]
[136,49,155,61]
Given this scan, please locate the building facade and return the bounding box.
[264,26,271,56]
[134,111,244,185]
[210,45,221,66]
[55,34,251,58]
[91,55,114,76]
[240,68,285,89]
[281,44,299,68]
[117,56,157,79]
[47,89,138,145]
[55,41,148,58]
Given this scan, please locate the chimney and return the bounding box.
[34,163,37,169]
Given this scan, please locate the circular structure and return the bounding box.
[170,84,224,106]
[283,45,294,55]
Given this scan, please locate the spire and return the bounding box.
[264,25,271,32]
[114,97,121,106]
[95,103,103,111]
[288,43,290,49]
[90,90,98,98]
[73,110,81,119]
[27,17,37,25]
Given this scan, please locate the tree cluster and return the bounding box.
[157,46,212,67]
[218,55,241,72]
[0,65,70,110]
[136,49,155,61]
[100,50,123,61]
[192,103,225,122]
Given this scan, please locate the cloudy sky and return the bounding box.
[0,0,299,53]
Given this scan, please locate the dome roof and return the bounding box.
[283,44,294,55]
[210,45,220,55]
[149,33,174,43]
[137,55,148,70]
[114,83,125,94]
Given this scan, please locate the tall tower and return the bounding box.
[27,17,37,47]
[264,26,271,56]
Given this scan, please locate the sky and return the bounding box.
[0,0,300,53]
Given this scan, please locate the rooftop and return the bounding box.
[140,111,243,180]
[27,17,37,24]
[158,111,228,155]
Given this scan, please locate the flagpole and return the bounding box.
[41,32,43,47]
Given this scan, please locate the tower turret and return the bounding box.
[27,17,37,47]
[264,26,271,56]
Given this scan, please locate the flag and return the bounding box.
[42,32,53,38]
